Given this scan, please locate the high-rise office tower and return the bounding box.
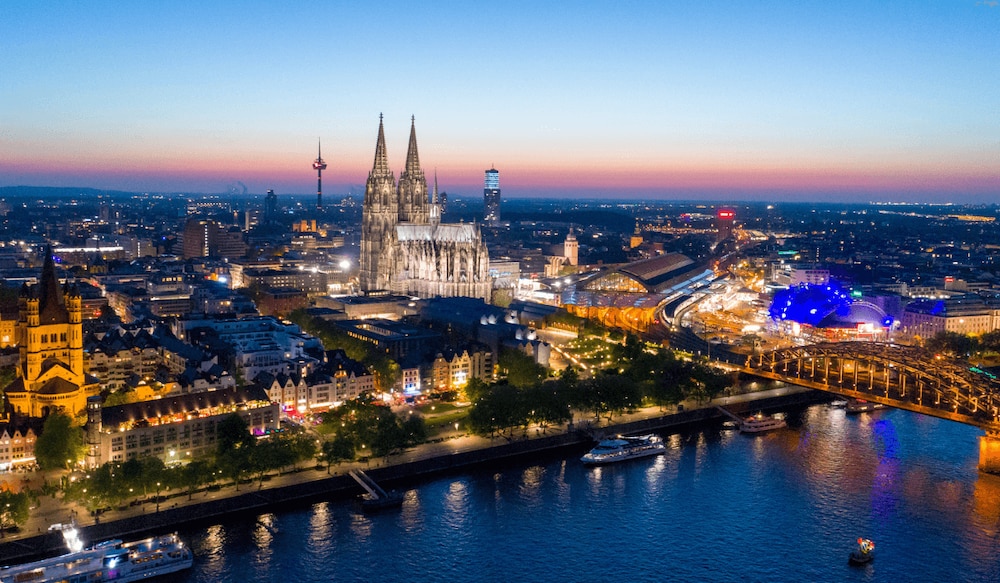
[484,167,500,223]
[264,189,278,224]
[716,209,735,242]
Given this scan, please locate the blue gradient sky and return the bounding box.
[1,1,998,201]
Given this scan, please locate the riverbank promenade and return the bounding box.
[0,385,820,562]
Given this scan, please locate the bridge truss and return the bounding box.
[745,342,1000,431]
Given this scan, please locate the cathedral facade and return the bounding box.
[360,117,492,302]
[4,249,100,417]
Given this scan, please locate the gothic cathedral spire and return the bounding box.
[372,113,391,178]
[361,114,399,292]
[397,115,428,224]
[404,115,421,175]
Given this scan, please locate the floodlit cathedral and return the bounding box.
[5,248,99,417]
[360,116,492,302]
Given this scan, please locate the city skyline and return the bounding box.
[2,1,998,202]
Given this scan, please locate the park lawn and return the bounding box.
[420,408,470,437]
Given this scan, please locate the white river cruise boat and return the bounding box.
[581,434,666,465]
[0,531,193,583]
[739,412,787,433]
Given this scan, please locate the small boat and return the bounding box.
[830,399,848,407]
[581,434,665,465]
[849,537,875,565]
[846,399,884,414]
[739,412,787,433]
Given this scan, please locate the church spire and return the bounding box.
[38,245,67,324]
[372,113,390,176]
[432,169,439,203]
[404,115,421,175]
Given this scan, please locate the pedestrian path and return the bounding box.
[1,385,812,548]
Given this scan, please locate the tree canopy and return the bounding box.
[34,412,85,470]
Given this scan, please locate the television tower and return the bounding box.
[312,138,328,210]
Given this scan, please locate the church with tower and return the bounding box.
[360,116,492,302]
[4,249,99,418]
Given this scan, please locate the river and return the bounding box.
[175,403,1000,582]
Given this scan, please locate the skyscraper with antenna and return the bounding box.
[312,139,328,210]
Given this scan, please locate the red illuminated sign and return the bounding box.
[717,209,735,220]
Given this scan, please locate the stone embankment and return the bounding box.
[0,388,827,564]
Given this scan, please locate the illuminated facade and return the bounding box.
[4,249,100,417]
[257,350,374,413]
[563,229,578,267]
[85,387,279,466]
[0,428,36,470]
[360,116,492,301]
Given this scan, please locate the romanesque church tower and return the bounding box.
[4,247,99,417]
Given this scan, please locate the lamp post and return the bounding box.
[155,482,161,512]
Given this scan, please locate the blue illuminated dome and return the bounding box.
[769,282,852,327]
[768,281,888,329]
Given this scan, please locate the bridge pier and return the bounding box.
[979,432,1000,474]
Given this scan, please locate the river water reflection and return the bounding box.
[178,404,1000,582]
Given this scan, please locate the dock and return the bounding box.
[715,406,742,423]
[348,470,390,500]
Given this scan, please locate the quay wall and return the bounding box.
[0,389,828,563]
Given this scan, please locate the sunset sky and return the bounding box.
[2,1,998,201]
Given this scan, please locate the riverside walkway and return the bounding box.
[0,385,819,562]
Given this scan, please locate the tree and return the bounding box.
[0,490,31,534]
[926,331,977,358]
[370,357,401,394]
[215,414,255,490]
[216,413,255,455]
[463,377,490,403]
[498,349,546,389]
[468,384,528,439]
[372,413,406,458]
[285,434,318,470]
[321,434,355,473]
[400,414,428,446]
[178,460,213,500]
[34,412,85,470]
[249,439,286,488]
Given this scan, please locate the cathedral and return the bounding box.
[4,248,100,417]
[360,116,492,302]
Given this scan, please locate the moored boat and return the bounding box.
[0,531,192,583]
[848,537,875,565]
[581,434,665,465]
[845,399,884,413]
[739,412,787,433]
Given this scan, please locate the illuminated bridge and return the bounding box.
[743,342,1000,472]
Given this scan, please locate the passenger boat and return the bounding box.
[739,412,787,433]
[0,531,193,583]
[845,399,884,413]
[848,538,875,565]
[581,434,665,465]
